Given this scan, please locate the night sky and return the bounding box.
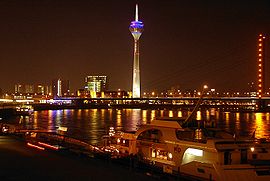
[0,0,270,93]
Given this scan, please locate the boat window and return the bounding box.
[256,170,270,176]
[182,148,204,165]
[118,138,129,147]
[252,154,257,159]
[205,129,234,139]
[197,168,205,173]
[240,149,248,164]
[176,128,234,143]
[151,148,172,161]
[176,130,194,140]
[224,151,232,165]
[137,129,162,142]
[176,129,207,143]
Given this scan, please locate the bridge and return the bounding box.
[1,96,270,111]
[1,96,267,112]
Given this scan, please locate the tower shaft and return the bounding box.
[132,40,140,98]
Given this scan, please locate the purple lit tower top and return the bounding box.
[130,4,144,98]
[129,4,144,41]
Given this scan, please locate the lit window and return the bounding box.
[259,49,262,51]
[185,148,203,156]
[259,54,262,57]
[259,44,262,46]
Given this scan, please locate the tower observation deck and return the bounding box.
[129,4,144,98]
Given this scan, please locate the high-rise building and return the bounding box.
[35,84,51,95]
[15,84,34,94]
[85,76,107,93]
[15,83,51,95]
[15,84,24,94]
[25,84,34,94]
[37,85,45,95]
[130,4,144,98]
[52,79,70,98]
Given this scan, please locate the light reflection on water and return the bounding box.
[17,109,270,145]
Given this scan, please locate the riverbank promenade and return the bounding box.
[0,135,156,181]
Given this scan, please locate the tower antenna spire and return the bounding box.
[135,4,138,21]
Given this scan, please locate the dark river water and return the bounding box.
[12,109,270,145]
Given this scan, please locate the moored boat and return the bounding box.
[103,118,270,180]
[15,105,34,116]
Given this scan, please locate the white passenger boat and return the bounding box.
[104,118,270,180]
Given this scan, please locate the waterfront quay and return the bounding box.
[0,135,158,181]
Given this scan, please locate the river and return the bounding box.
[9,109,270,145]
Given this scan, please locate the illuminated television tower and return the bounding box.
[258,34,266,98]
[129,4,144,98]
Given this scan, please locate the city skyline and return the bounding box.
[1,0,270,93]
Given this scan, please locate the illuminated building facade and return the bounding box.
[25,84,34,94]
[52,79,70,98]
[15,84,50,95]
[258,34,266,98]
[85,76,107,93]
[15,84,24,94]
[130,4,144,98]
[36,84,51,95]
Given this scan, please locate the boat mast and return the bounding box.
[182,85,208,127]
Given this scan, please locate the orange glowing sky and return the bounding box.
[0,0,270,92]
